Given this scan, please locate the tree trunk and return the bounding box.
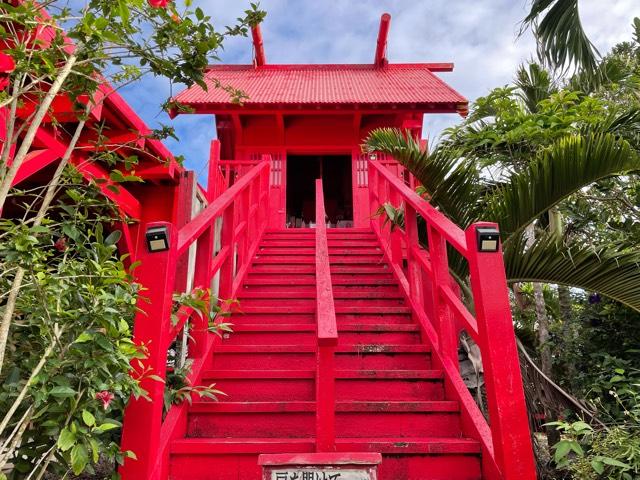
[533,283,552,375]
[525,224,559,449]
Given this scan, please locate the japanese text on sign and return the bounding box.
[271,469,371,480]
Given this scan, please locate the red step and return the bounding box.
[169,438,481,480]
[201,370,443,402]
[239,287,403,299]
[228,312,414,325]
[237,304,411,314]
[252,255,383,264]
[186,401,461,438]
[223,324,420,345]
[258,247,382,255]
[212,345,431,370]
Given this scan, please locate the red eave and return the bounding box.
[172,63,468,115]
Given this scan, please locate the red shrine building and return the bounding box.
[3,11,536,480]
[171,13,468,229]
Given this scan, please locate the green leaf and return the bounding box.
[591,460,605,474]
[601,457,631,468]
[89,438,100,463]
[57,428,76,452]
[71,444,89,475]
[571,421,592,432]
[96,422,120,432]
[554,440,573,463]
[82,410,96,427]
[75,332,93,344]
[105,230,122,246]
[50,386,77,398]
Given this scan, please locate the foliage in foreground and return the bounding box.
[0,174,143,477]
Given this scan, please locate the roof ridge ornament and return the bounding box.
[251,24,266,67]
[374,13,391,68]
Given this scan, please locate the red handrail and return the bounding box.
[120,159,271,479]
[367,159,536,480]
[315,178,338,452]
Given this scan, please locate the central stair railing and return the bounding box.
[314,178,338,452]
[120,159,271,479]
[367,159,536,480]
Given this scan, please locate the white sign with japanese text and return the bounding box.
[271,469,372,480]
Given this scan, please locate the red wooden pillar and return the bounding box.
[464,222,536,480]
[388,189,403,265]
[218,204,236,299]
[190,223,214,358]
[427,225,457,364]
[120,221,178,479]
[175,171,195,292]
[207,139,221,203]
[404,205,423,310]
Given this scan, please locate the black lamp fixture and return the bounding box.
[146,226,170,253]
[476,226,500,252]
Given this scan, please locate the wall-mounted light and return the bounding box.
[476,227,500,252]
[146,226,170,252]
[368,153,377,161]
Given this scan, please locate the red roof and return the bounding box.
[174,64,467,112]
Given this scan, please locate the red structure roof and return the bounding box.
[174,64,467,112]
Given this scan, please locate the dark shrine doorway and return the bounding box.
[286,154,353,228]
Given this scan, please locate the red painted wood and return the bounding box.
[314,179,338,452]
[464,223,536,480]
[120,221,178,479]
[374,13,391,67]
[206,139,223,202]
[251,25,267,67]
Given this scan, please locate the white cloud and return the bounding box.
[118,0,639,183]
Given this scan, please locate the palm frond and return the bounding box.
[504,233,640,312]
[484,133,640,240]
[364,128,478,225]
[523,0,599,74]
[515,63,556,113]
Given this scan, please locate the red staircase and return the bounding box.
[169,228,481,480]
[119,161,536,480]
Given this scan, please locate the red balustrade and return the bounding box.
[120,160,271,479]
[367,159,536,480]
[314,179,338,452]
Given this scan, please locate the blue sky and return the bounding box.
[118,0,639,184]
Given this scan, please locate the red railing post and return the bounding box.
[368,164,380,235]
[404,204,424,309]
[218,204,236,299]
[426,224,458,364]
[207,139,221,202]
[315,179,338,452]
[389,189,403,265]
[120,221,178,479]
[465,222,536,480]
[190,223,214,358]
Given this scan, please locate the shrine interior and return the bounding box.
[286,154,353,228]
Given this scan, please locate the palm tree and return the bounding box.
[364,119,640,314]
